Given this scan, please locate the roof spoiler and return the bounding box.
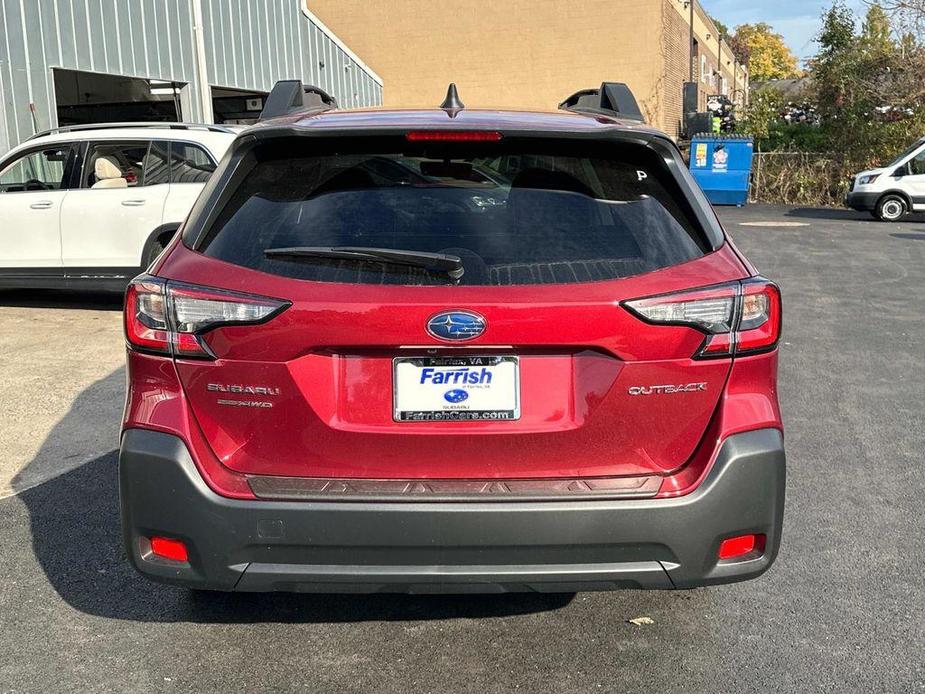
[559,82,644,122]
[258,80,337,121]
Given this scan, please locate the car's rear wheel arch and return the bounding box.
[141,224,180,269]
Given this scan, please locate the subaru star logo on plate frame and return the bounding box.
[443,389,470,403]
[426,310,486,342]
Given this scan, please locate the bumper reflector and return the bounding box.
[150,536,189,562]
[718,533,765,560]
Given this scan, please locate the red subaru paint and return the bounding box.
[120,82,784,592]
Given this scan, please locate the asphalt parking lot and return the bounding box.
[0,204,923,693]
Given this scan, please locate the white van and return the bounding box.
[0,123,238,290]
[846,136,925,221]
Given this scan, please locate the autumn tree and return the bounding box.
[731,23,801,80]
[726,34,752,65]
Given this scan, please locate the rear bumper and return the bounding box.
[120,428,785,593]
[845,191,879,210]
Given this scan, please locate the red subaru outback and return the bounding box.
[120,82,783,593]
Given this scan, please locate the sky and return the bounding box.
[700,0,869,63]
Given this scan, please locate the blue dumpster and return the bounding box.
[689,135,754,206]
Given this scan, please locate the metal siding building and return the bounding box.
[0,0,383,154]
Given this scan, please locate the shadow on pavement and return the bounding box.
[0,288,124,310]
[783,207,871,221]
[784,206,925,223]
[891,232,925,240]
[13,372,574,624]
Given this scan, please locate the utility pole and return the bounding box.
[733,57,738,103]
[688,0,695,83]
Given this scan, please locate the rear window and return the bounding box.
[197,137,709,286]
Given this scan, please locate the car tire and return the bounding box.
[875,195,907,222]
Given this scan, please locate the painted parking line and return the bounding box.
[738,221,810,227]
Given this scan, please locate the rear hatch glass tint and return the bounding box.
[196,137,710,286]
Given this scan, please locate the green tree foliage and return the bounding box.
[737,87,785,141]
[861,3,894,53]
[732,23,801,80]
[738,2,925,170]
[810,1,925,165]
[813,2,858,115]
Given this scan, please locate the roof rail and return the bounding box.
[258,80,337,121]
[27,122,238,141]
[559,83,645,123]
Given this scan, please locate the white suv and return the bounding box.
[0,123,238,290]
[846,136,925,221]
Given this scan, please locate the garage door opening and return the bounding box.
[211,87,268,125]
[53,69,183,125]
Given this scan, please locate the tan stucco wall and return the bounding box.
[307,0,746,137]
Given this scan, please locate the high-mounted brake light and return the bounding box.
[623,278,781,359]
[125,276,289,359]
[406,130,502,142]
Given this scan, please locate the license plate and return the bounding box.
[393,355,520,422]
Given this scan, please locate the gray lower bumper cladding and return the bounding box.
[119,428,785,593]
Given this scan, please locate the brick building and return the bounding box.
[306,0,747,138]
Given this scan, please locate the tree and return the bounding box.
[726,34,752,65]
[710,15,729,38]
[873,0,925,39]
[861,2,895,53]
[817,1,856,58]
[732,23,801,80]
[812,0,857,112]
[809,1,925,165]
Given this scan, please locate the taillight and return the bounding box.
[623,278,781,358]
[124,275,289,359]
[736,281,782,354]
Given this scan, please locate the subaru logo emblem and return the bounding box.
[444,389,469,403]
[426,310,486,341]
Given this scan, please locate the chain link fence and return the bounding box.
[750,152,856,207]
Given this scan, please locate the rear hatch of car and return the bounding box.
[150,131,751,484]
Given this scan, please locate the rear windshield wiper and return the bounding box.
[264,246,465,280]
